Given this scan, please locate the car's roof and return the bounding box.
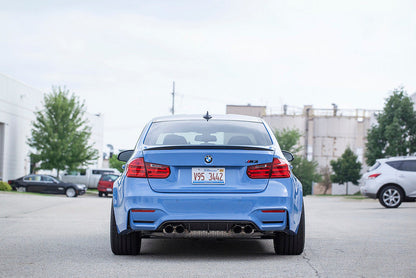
[377,156,416,163]
[152,114,264,123]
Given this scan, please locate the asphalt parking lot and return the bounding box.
[0,192,415,278]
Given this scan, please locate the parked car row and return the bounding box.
[7,172,120,198]
[8,174,87,197]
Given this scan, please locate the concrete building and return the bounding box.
[227,104,380,195]
[226,105,266,118]
[0,73,104,181]
[227,104,378,170]
[264,107,377,169]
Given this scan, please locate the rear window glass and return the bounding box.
[101,174,119,181]
[368,161,381,171]
[144,120,272,146]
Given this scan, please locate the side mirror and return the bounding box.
[282,150,294,162]
[118,150,134,162]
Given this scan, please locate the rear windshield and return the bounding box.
[368,161,381,171]
[144,120,273,146]
[101,174,119,181]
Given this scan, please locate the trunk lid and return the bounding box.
[142,147,275,193]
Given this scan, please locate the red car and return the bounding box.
[97,174,119,197]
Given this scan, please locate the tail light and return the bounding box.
[247,158,290,179]
[368,173,381,179]
[127,157,170,179]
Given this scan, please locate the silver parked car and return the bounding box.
[360,156,416,208]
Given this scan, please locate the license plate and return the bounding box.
[192,168,225,184]
[106,188,112,192]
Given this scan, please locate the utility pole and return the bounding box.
[171,81,175,115]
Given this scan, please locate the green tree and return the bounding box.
[274,129,321,195]
[28,86,98,177]
[320,166,332,195]
[365,87,416,166]
[330,147,362,195]
[109,154,125,173]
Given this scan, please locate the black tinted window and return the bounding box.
[386,161,402,170]
[101,174,119,181]
[144,120,272,146]
[93,170,114,175]
[399,160,416,172]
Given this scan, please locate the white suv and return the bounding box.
[360,156,416,208]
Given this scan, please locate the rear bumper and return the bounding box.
[360,180,380,199]
[113,177,303,235]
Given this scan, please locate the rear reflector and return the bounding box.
[127,157,170,178]
[262,209,286,213]
[247,158,290,179]
[131,209,155,213]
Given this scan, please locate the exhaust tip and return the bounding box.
[163,225,174,234]
[175,225,185,234]
[243,225,254,234]
[232,225,242,234]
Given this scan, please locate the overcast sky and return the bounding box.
[1,0,416,150]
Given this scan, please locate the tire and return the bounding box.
[378,185,403,208]
[274,203,305,255]
[105,193,108,197]
[65,187,77,198]
[98,192,103,197]
[110,203,141,255]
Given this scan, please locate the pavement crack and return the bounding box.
[303,253,320,278]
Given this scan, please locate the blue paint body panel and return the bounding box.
[113,114,303,236]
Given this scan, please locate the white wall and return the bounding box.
[0,73,43,181]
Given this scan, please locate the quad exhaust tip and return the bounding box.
[175,225,185,234]
[232,225,254,234]
[163,224,186,234]
[163,225,174,234]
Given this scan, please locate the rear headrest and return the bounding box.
[162,134,187,145]
[227,136,252,145]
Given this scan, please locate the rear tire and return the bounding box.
[110,203,141,255]
[378,185,403,208]
[98,192,103,197]
[274,203,305,255]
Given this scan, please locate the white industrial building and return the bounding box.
[226,104,381,195]
[0,73,104,181]
[226,104,378,170]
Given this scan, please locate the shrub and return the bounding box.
[0,181,12,191]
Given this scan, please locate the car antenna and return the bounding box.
[203,111,212,121]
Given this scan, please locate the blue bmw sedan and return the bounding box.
[111,113,304,255]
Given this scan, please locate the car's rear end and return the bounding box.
[111,114,304,255]
[97,174,119,197]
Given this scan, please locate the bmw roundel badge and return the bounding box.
[204,155,213,164]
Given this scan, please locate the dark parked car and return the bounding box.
[97,174,119,197]
[8,174,86,197]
